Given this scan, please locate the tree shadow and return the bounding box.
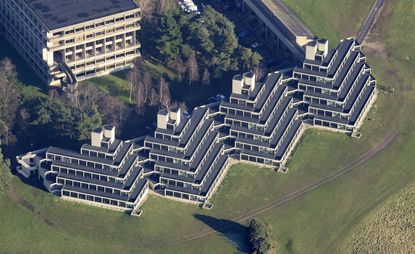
[193,214,249,253]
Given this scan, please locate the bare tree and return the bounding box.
[149,88,159,106]
[0,58,14,74]
[0,58,20,145]
[253,66,266,82]
[135,81,146,112]
[73,85,100,120]
[138,0,155,18]
[175,58,186,81]
[186,51,199,85]
[98,94,127,128]
[143,71,152,103]
[159,77,171,109]
[127,66,140,103]
[202,68,211,85]
[178,102,188,112]
[157,0,170,15]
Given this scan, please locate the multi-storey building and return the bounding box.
[220,71,304,170]
[0,0,141,88]
[16,38,377,215]
[239,0,314,60]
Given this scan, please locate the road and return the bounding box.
[357,0,385,43]
[163,130,398,246]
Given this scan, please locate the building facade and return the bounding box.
[239,0,315,61]
[0,0,141,88]
[16,38,377,215]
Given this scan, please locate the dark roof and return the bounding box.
[24,0,139,30]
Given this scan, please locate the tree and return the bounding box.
[236,46,263,69]
[202,68,211,85]
[127,65,141,103]
[138,0,156,19]
[253,66,266,82]
[76,104,102,141]
[0,58,21,145]
[175,58,186,81]
[143,71,152,103]
[159,77,171,108]
[188,6,239,73]
[30,98,74,142]
[149,88,159,106]
[71,85,103,140]
[156,14,183,64]
[135,81,146,112]
[0,148,12,193]
[97,93,127,128]
[178,102,188,112]
[186,50,199,84]
[156,0,176,15]
[248,218,274,254]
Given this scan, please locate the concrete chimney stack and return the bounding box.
[305,41,317,61]
[243,72,256,91]
[232,74,243,95]
[91,127,104,147]
[317,39,329,57]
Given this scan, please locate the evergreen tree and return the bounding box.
[76,104,102,141]
[236,46,263,69]
[156,14,183,64]
[248,218,274,254]
[189,6,239,74]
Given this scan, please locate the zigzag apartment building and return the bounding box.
[16,38,377,215]
[0,0,141,88]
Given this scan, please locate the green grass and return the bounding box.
[282,0,376,44]
[2,1,415,253]
[84,73,132,103]
[343,182,415,253]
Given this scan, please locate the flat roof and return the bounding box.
[24,0,139,30]
[260,0,314,37]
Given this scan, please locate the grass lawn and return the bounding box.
[83,73,132,103]
[343,182,415,253]
[282,0,376,44]
[1,0,414,253]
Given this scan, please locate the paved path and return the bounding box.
[357,0,385,43]
[163,130,398,246]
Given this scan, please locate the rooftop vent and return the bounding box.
[91,125,115,148]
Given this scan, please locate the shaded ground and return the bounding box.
[1,1,414,253]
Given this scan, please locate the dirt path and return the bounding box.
[163,130,398,246]
[357,0,385,43]
[6,187,35,212]
[161,1,400,248]
[6,186,55,226]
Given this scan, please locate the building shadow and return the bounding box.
[193,214,249,253]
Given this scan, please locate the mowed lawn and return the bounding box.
[282,0,376,44]
[1,1,415,253]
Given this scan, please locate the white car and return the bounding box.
[216,94,226,101]
[251,42,260,49]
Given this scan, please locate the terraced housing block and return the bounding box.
[16,38,377,215]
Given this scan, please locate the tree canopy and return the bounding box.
[0,58,21,145]
[0,148,12,193]
[248,218,274,254]
[156,14,183,64]
[188,6,239,74]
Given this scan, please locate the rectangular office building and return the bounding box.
[0,0,141,88]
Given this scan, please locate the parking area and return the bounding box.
[196,0,296,71]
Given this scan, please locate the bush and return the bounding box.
[248,218,274,254]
